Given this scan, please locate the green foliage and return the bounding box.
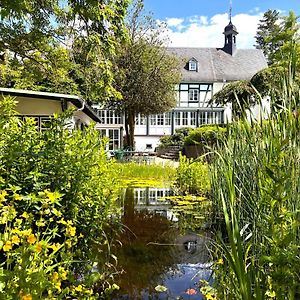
[0,96,121,297]
[210,80,259,118]
[255,9,300,67]
[158,127,192,148]
[115,162,176,187]
[110,0,181,147]
[255,9,281,65]
[174,155,210,196]
[184,125,226,147]
[0,0,130,102]
[210,73,300,298]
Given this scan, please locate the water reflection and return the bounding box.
[113,187,212,300]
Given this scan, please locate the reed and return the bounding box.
[210,59,300,299]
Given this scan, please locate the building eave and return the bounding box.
[0,87,101,123]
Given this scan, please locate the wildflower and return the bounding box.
[67,226,76,237]
[75,285,83,292]
[21,294,32,300]
[52,208,62,217]
[21,212,30,219]
[216,258,224,265]
[27,234,36,244]
[49,243,61,252]
[206,293,217,300]
[58,267,68,280]
[0,190,8,202]
[11,235,20,245]
[14,194,22,201]
[51,272,59,282]
[3,241,12,252]
[185,288,197,295]
[35,242,43,253]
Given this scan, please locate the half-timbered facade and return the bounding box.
[96,19,268,151]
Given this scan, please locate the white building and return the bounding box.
[96,20,268,151]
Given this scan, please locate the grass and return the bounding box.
[210,63,300,299]
[114,161,176,187]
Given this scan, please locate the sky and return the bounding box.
[143,0,300,49]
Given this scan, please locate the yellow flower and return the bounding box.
[12,235,20,245]
[3,241,12,252]
[67,226,76,237]
[21,294,32,300]
[0,190,8,202]
[21,212,30,219]
[75,285,83,292]
[49,243,61,252]
[217,258,224,265]
[206,294,216,300]
[27,234,36,244]
[35,242,43,253]
[51,272,59,282]
[14,194,22,201]
[58,267,68,280]
[52,208,62,217]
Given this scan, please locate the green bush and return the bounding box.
[184,125,226,147]
[158,127,192,148]
[174,154,210,196]
[0,96,120,298]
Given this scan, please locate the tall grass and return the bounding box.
[210,61,300,299]
[115,162,176,187]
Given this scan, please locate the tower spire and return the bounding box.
[229,0,232,22]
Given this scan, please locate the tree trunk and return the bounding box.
[124,110,136,149]
[128,110,136,149]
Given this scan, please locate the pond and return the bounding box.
[112,187,213,300]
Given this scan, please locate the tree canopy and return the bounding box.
[0,0,130,103]
[110,0,181,148]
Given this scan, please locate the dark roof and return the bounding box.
[224,21,238,33]
[0,88,101,123]
[168,47,267,83]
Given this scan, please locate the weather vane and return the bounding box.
[229,0,232,22]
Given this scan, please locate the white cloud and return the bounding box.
[160,12,263,49]
[165,17,185,30]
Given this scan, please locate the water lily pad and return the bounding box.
[155,285,168,293]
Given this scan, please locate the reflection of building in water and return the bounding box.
[133,188,177,221]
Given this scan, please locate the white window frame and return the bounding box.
[189,60,197,71]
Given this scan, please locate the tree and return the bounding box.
[255,10,300,66]
[255,10,281,65]
[110,0,181,148]
[209,80,258,118]
[0,0,130,103]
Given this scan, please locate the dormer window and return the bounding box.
[188,58,198,71]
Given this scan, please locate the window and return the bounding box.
[189,60,197,71]
[175,112,181,126]
[165,113,171,125]
[21,116,51,131]
[108,129,120,150]
[97,110,122,124]
[182,112,188,125]
[136,114,146,125]
[189,89,199,102]
[190,112,196,126]
[199,111,224,125]
[157,114,164,125]
[149,113,171,126]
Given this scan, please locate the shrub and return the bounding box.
[174,154,210,196]
[0,96,120,297]
[184,125,226,147]
[158,127,192,148]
